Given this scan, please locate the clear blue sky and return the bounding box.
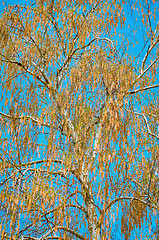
[0,0,28,10]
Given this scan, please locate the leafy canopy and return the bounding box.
[0,0,158,239]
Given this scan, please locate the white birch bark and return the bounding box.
[64,110,101,240]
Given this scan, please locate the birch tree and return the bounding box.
[0,0,158,239]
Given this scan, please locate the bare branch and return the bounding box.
[0,53,51,88]
[74,37,115,53]
[0,173,14,186]
[141,35,159,73]
[28,59,50,84]
[0,111,51,127]
[134,112,159,139]
[57,226,86,240]
[21,159,62,166]
[129,84,159,94]
[39,230,53,240]
[105,196,158,212]
[126,177,147,192]
[136,57,159,80]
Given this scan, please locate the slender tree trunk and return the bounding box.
[65,110,101,239]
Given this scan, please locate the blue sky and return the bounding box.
[0,0,27,8]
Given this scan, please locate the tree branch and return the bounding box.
[0,53,51,88]
[141,35,159,73]
[136,56,159,80]
[0,111,51,127]
[20,159,62,166]
[57,226,86,240]
[134,112,159,139]
[105,196,158,212]
[129,84,159,94]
